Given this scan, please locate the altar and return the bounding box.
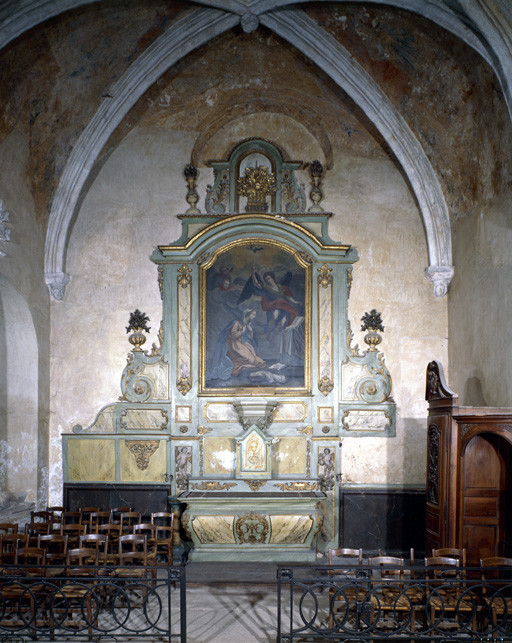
[61,139,395,561]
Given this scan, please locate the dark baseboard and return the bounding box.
[64,483,170,519]
[340,486,426,557]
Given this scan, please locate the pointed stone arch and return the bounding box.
[44,5,453,298]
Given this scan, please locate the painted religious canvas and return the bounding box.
[201,240,310,393]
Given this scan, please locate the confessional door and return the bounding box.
[461,433,512,563]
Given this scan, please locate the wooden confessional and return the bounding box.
[425,361,512,563]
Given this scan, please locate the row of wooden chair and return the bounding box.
[2,509,174,566]
[5,534,157,572]
[327,547,512,634]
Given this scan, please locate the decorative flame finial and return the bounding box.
[361,309,384,350]
[184,164,200,214]
[126,309,151,351]
[308,160,324,213]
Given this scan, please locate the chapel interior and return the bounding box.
[1,0,512,584]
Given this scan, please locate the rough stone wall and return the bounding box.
[0,129,50,506]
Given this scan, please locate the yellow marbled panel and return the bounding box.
[119,439,166,482]
[204,436,236,474]
[191,515,235,544]
[68,439,115,481]
[269,515,313,544]
[272,437,306,475]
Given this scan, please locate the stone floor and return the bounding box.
[186,562,283,642]
[28,562,305,642]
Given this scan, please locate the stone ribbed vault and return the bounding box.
[2,1,511,297]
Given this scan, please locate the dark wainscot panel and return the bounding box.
[340,485,426,556]
[64,483,170,519]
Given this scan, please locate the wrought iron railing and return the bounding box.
[0,565,185,642]
[277,564,512,641]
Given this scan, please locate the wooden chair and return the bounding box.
[79,534,109,565]
[133,524,157,563]
[432,547,467,566]
[47,506,65,532]
[424,556,478,633]
[66,547,99,572]
[25,521,50,546]
[117,534,149,576]
[119,511,142,534]
[9,546,47,626]
[79,507,100,525]
[37,534,68,569]
[0,523,18,535]
[0,533,28,563]
[151,512,174,564]
[327,548,364,629]
[94,523,121,563]
[88,511,110,532]
[367,556,418,632]
[30,510,52,523]
[109,507,133,524]
[60,523,86,549]
[55,548,100,634]
[61,511,81,525]
[15,546,46,576]
[480,557,512,635]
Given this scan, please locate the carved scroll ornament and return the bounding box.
[126,440,159,471]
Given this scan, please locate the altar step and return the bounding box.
[186,561,280,585]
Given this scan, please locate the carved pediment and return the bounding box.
[426,360,457,402]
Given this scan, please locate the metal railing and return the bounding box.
[277,564,512,641]
[0,564,186,642]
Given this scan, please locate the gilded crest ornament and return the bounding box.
[237,165,276,213]
[317,265,333,289]
[274,481,318,491]
[177,264,192,289]
[245,480,266,491]
[177,376,192,395]
[296,425,313,436]
[190,481,237,491]
[235,512,269,544]
[318,375,334,396]
[126,440,159,470]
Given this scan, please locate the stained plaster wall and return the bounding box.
[448,197,512,407]
[0,129,50,505]
[48,116,448,504]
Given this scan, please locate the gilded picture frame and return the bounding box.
[200,239,311,395]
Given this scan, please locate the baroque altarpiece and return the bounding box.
[62,140,395,561]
